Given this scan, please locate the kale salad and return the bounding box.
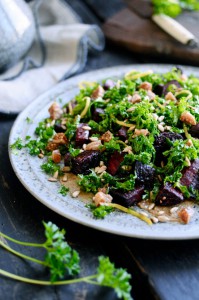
[11,67,199,225]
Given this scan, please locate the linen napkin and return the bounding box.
[0,0,104,115]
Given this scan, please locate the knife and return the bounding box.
[124,0,198,47]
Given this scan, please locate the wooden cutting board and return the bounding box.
[103,8,199,65]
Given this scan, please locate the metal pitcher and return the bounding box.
[0,0,35,72]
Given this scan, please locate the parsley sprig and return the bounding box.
[152,0,199,18]
[0,222,132,300]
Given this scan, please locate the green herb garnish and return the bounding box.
[10,138,24,150]
[41,159,61,176]
[0,222,132,299]
[59,185,69,196]
[152,0,199,18]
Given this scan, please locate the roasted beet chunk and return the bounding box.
[64,152,72,166]
[92,107,105,122]
[117,126,127,142]
[135,161,155,190]
[162,80,181,96]
[155,182,184,206]
[107,151,125,176]
[189,123,199,138]
[71,150,100,175]
[180,159,199,191]
[54,123,66,133]
[153,84,164,97]
[153,80,181,97]
[75,123,90,147]
[154,132,183,165]
[110,186,144,207]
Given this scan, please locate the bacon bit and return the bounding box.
[93,192,113,207]
[129,93,141,104]
[178,208,193,224]
[132,128,149,138]
[139,82,152,91]
[180,111,196,126]
[48,102,63,120]
[46,133,67,151]
[84,140,102,150]
[165,92,176,101]
[100,131,113,142]
[52,150,61,163]
[46,141,59,151]
[91,86,105,99]
[147,90,156,100]
[52,133,68,144]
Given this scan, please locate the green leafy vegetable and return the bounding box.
[10,138,24,151]
[97,256,132,300]
[0,222,132,299]
[87,204,114,219]
[59,185,69,196]
[152,0,199,18]
[41,159,61,175]
[26,117,33,124]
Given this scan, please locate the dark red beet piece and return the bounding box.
[75,123,90,147]
[153,84,164,97]
[162,80,181,96]
[54,124,66,133]
[189,123,199,138]
[71,150,101,175]
[107,151,125,176]
[155,182,184,206]
[153,80,181,97]
[117,126,127,142]
[135,161,155,190]
[64,152,72,166]
[92,108,105,122]
[154,132,183,165]
[110,186,145,207]
[180,159,199,191]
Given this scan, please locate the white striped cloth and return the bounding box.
[0,0,104,114]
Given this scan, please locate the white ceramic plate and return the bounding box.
[9,64,199,240]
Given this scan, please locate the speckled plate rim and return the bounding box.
[9,64,199,240]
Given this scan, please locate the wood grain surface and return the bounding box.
[103,8,199,65]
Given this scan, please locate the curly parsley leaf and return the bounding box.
[152,0,199,18]
[43,222,80,281]
[59,185,69,196]
[41,158,61,175]
[97,256,132,300]
[87,204,114,219]
[10,138,24,151]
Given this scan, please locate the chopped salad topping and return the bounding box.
[11,67,199,225]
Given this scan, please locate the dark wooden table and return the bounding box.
[1,1,199,299]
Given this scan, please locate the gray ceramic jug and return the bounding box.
[0,0,35,72]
